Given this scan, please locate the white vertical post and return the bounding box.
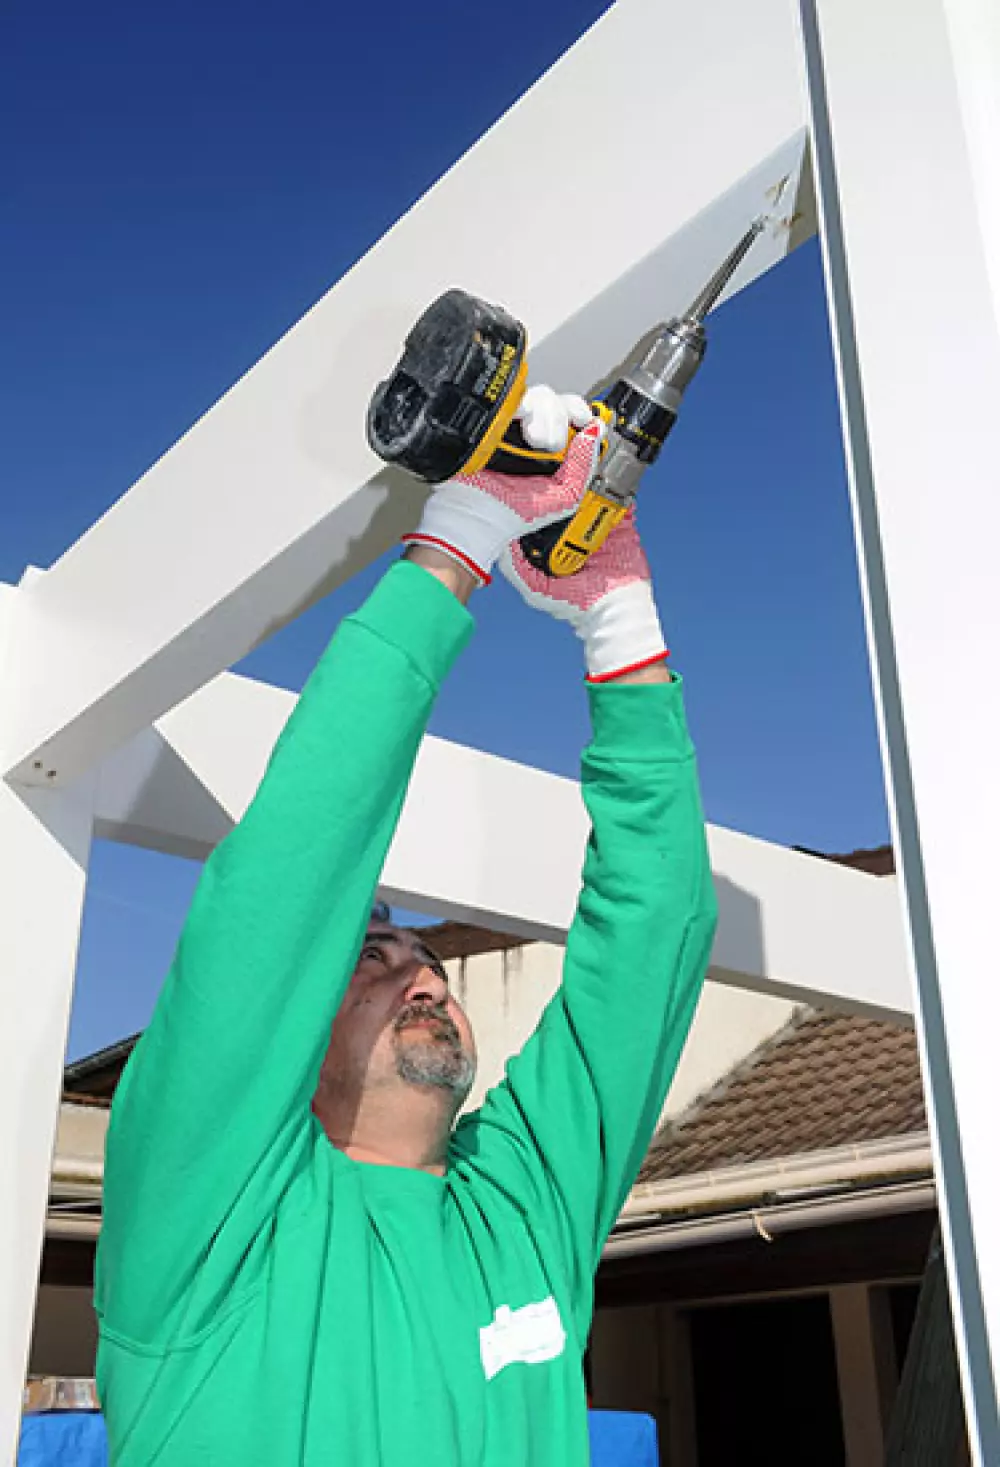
[0,589,94,1465]
[799,1,1000,1459]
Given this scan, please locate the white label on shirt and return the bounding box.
[479,1297,567,1381]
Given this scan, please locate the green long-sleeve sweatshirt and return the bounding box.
[95,560,717,1466]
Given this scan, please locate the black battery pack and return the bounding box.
[366,289,526,484]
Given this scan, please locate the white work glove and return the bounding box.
[402,384,596,585]
[499,482,669,683]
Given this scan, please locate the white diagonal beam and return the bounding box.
[0,0,809,790]
[93,668,912,1020]
[800,0,1000,1454]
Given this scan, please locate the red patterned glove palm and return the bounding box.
[402,386,599,585]
[499,506,669,683]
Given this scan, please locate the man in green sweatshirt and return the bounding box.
[96,386,718,1465]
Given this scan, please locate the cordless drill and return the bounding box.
[367,218,766,577]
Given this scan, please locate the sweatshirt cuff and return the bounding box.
[586,674,695,762]
[346,559,475,690]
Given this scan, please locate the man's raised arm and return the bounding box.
[97,551,476,1345]
[451,479,717,1331]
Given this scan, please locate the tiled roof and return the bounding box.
[640,1009,926,1184]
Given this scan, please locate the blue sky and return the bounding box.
[3,0,889,1060]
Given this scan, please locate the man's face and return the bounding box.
[323,924,477,1104]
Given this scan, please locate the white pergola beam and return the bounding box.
[94,727,232,860]
[0,0,809,791]
[802,0,1000,1454]
[0,602,95,1463]
[92,668,913,1021]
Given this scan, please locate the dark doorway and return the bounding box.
[887,1281,920,1372]
[689,1294,846,1466]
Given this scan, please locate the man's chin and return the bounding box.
[393,1034,474,1097]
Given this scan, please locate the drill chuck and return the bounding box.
[577,321,705,511]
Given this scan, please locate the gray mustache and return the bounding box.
[393,1002,460,1044]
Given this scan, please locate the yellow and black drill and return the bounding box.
[367,218,765,577]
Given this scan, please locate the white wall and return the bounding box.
[53,1103,108,1168]
[450,941,799,1119]
[451,945,563,1112]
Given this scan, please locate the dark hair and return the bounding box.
[370,900,392,925]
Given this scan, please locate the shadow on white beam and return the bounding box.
[94,727,233,860]
[93,668,913,1021]
[2,0,809,790]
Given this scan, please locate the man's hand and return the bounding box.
[499,473,670,683]
[402,385,598,587]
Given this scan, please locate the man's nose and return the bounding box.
[403,964,448,1006]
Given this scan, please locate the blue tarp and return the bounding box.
[20,1408,658,1465]
[17,1415,106,1467]
[588,1409,660,1466]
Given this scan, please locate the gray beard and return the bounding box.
[392,1006,474,1099]
[395,1044,474,1097]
